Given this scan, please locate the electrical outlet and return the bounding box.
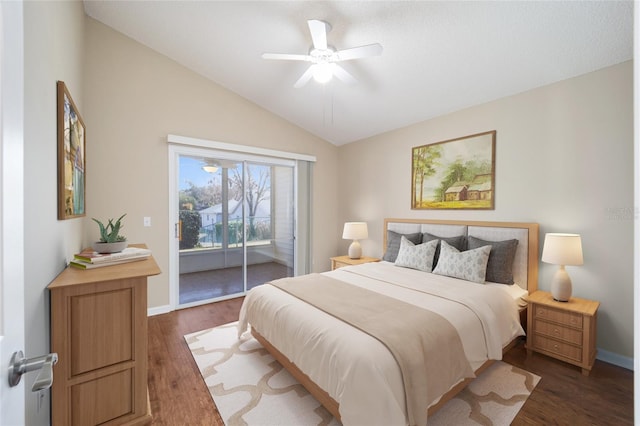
[144,217,151,227]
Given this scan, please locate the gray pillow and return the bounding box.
[383,230,422,262]
[422,233,466,268]
[467,236,519,284]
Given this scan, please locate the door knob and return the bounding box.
[8,350,58,391]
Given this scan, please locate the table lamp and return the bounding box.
[541,233,583,302]
[342,222,368,259]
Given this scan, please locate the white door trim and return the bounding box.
[167,134,317,163]
[0,1,26,424]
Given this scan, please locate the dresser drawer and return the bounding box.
[534,304,583,329]
[533,335,582,362]
[533,320,583,345]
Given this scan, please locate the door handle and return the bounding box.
[8,350,58,392]
[175,221,182,240]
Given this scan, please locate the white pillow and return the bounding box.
[394,236,438,272]
[432,240,492,283]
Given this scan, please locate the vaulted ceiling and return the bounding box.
[84,1,633,146]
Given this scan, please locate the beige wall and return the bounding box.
[83,18,339,308]
[23,1,86,424]
[337,61,634,360]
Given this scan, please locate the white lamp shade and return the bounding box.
[342,222,368,240]
[541,233,583,266]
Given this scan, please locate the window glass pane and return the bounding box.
[178,155,223,250]
[243,163,271,245]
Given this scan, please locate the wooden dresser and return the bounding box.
[48,248,160,425]
[526,290,599,375]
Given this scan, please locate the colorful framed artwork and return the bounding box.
[57,81,86,219]
[411,131,496,210]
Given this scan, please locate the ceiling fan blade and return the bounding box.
[294,65,316,88]
[308,20,329,50]
[262,53,311,61]
[334,43,383,61]
[331,64,357,85]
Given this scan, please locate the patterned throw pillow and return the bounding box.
[394,236,439,272]
[432,240,492,283]
[383,230,422,262]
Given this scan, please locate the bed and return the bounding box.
[238,218,539,425]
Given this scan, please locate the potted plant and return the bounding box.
[92,214,128,253]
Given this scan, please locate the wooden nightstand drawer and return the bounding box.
[533,335,582,362]
[534,304,583,329]
[533,320,583,345]
[333,260,350,269]
[330,256,380,271]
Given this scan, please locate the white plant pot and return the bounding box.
[93,241,128,253]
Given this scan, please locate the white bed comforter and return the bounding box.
[237,261,525,426]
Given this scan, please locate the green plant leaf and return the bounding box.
[92,214,127,243]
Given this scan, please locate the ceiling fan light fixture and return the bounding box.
[313,63,333,84]
[202,165,218,173]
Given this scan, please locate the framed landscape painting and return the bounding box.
[57,81,86,219]
[411,131,496,210]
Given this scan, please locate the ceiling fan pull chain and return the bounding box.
[322,84,326,126]
[321,84,334,127]
[331,86,334,125]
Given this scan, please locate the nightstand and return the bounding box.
[526,290,599,375]
[330,255,380,270]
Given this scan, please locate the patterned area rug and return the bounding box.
[185,322,540,426]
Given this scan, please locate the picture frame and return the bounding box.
[411,131,496,210]
[57,81,86,219]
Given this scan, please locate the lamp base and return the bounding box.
[348,240,362,259]
[550,266,572,302]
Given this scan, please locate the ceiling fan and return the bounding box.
[201,159,238,173]
[262,19,383,88]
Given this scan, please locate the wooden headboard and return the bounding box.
[383,218,539,293]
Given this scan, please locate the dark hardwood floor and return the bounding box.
[148,298,243,425]
[148,297,634,425]
[179,262,292,304]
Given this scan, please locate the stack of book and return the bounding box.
[70,246,152,269]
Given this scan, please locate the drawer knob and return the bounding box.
[553,344,559,350]
[553,328,560,335]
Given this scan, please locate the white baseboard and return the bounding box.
[597,348,633,370]
[148,304,172,317]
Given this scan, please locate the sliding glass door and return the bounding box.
[174,148,295,307]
